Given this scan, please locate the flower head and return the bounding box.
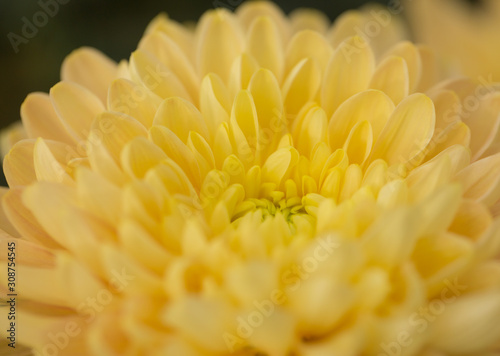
[2,2,500,356]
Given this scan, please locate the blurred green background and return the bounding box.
[0,0,477,186]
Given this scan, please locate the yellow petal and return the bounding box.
[153,97,209,142]
[382,41,422,92]
[262,147,299,186]
[90,111,148,164]
[0,230,54,267]
[247,16,284,82]
[321,36,375,117]
[107,78,162,128]
[236,1,290,44]
[144,13,195,60]
[129,49,191,101]
[462,91,500,160]
[121,137,167,179]
[50,81,105,141]
[199,73,231,138]
[295,106,328,158]
[368,93,435,166]
[119,219,170,274]
[196,9,244,84]
[343,120,373,165]
[21,92,75,144]
[369,55,409,105]
[3,140,37,186]
[149,125,201,188]
[285,30,333,74]
[138,31,199,101]
[282,58,322,115]
[227,53,259,99]
[329,89,394,149]
[2,187,60,248]
[33,138,74,184]
[429,291,500,355]
[76,167,122,225]
[363,207,420,269]
[61,47,118,104]
[455,152,500,206]
[289,8,330,34]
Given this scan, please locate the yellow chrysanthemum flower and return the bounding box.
[406,0,500,81]
[1,2,500,356]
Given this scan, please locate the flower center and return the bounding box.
[231,191,322,234]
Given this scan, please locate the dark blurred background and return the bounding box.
[0,0,478,186]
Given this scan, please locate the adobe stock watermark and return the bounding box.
[379,277,468,356]
[223,234,341,352]
[7,0,70,54]
[31,268,135,356]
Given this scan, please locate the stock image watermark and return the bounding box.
[7,0,70,53]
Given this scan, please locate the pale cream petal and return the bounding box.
[0,230,54,267]
[2,187,61,248]
[61,47,118,104]
[429,291,500,355]
[462,91,500,161]
[423,121,471,161]
[20,92,75,144]
[415,45,439,92]
[455,152,500,206]
[0,121,28,157]
[3,140,36,187]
